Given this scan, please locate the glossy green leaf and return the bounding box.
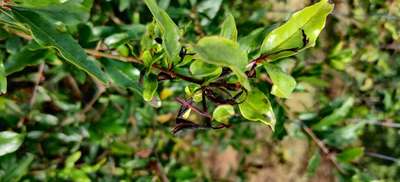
[312,97,354,131]
[10,7,108,83]
[5,42,48,75]
[144,0,181,63]
[193,36,250,90]
[0,131,24,156]
[0,57,6,94]
[213,104,235,124]
[264,63,296,98]
[239,88,276,128]
[189,60,222,78]
[260,0,334,61]
[220,13,237,41]
[337,147,364,163]
[143,74,158,102]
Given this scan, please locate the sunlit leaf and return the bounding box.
[260,0,334,61]
[239,88,276,128]
[143,74,158,102]
[189,60,222,79]
[213,104,235,124]
[337,147,364,163]
[144,0,181,63]
[0,131,24,156]
[220,13,237,41]
[264,63,296,98]
[65,151,81,169]
[0,56,6,94]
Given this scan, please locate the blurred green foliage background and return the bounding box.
[0,0,400,181]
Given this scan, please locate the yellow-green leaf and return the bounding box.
[144,0,181,64]
[260,0,334,61]
[239,88,276,128]
[0,57,6,94]
[264,63,296,98]
[143,74,158,102]
[189,60,222,79]
[220,13,238,41]
[213,104,235,124]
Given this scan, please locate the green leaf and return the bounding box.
[144,0,181,63]
[220,13,238,41]
[0,154,34,182]
[16,0,94,25]
[0,131,24,156]
[260,0,334,61]
[65,151,81,169]
[5,42,48,75]
[10,7,108,83]
[264,63,296,98]
[197,0,223,25]
[101,59,142,95]
[189,60,222,78]
[239,88,276,128]
[193,36,250,90]
[337,147,364,163]
[324,122,365,149]
[143,74,158,102]
[239,27,272,54]
[306,150,321,177]
[213,104,235,124]
[312,97,354,131]
[0,56,6,94]
[104,25,146,48]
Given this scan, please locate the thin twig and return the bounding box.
[3,29,205,85]
[29,63,45,107]
[365,152,400,163]
[190,7,205,37]
[175,97,211,119]
[82,79,106,113]
[302,125,345,174]
[150,160,169,182]
[65,75,82,99]
[367,121,400,128]
[85,49,204,85]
